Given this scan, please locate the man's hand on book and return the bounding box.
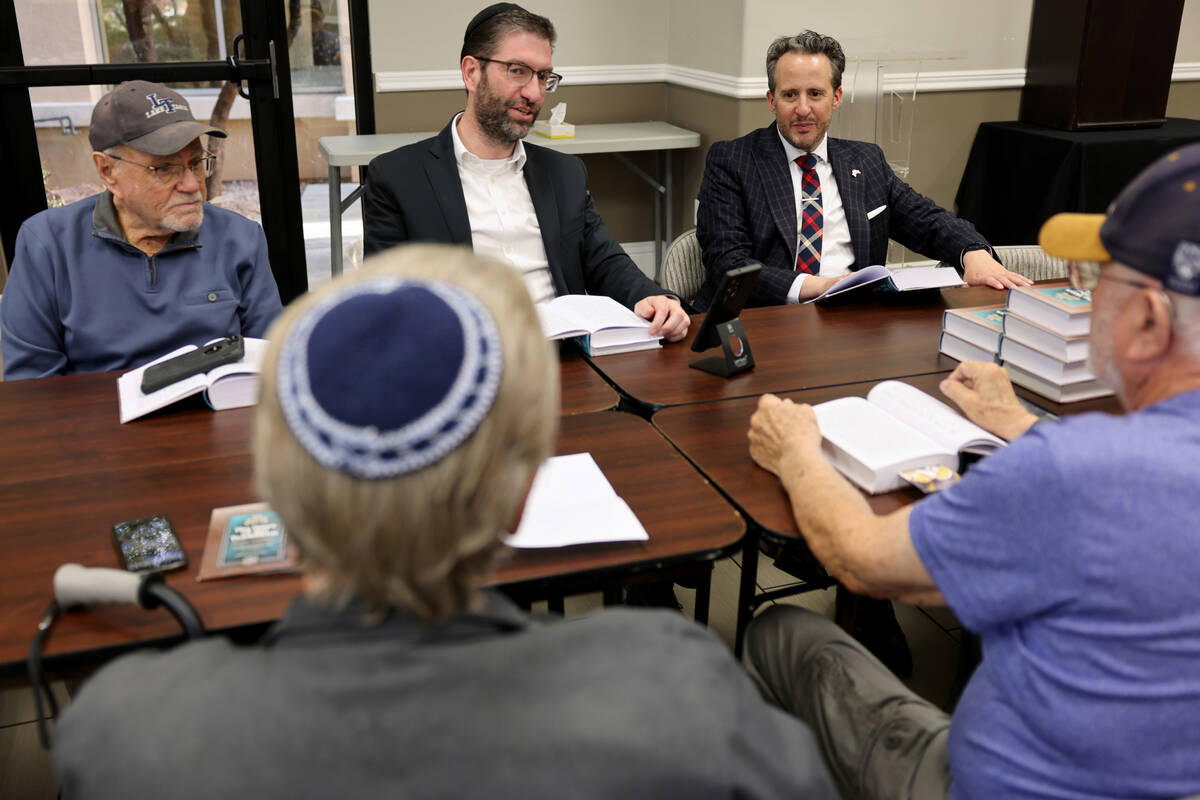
[940,361,1038,441]
[748,394,823,478]
[634,294,690,342]
[962,250,1034,290]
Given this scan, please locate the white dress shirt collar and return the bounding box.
[450,112,527,172]
[776,128,829,167]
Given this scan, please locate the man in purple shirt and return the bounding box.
[743,145,1200,798]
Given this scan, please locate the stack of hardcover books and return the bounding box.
[939,304,1005,363]
[938,282,1113,403]
[1000,283,1113,402]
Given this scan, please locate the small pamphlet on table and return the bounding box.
[197,502,299,580]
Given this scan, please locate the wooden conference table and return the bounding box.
[587,285,1007,411]
[318,121,702,277]
[573,285,1123,648]
[0,351,743,679]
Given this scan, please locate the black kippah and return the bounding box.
[464,3,525,42]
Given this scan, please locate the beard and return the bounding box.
[161,193,205,233]
[475,72,538,143]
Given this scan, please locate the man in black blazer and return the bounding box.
[694,30,1031,311]
[363,3,689,341]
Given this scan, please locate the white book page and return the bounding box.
[804,264,890,304]
[888,266,965,291]
[206,338,269,410]
[506,452,649,548]
[536,302,588,340]
[547,295,651,332]
[117,345,206,423]
[206,336,268,381]
[813,396,951,480]
[866,380,1005,454]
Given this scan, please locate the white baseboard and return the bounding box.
[375,61,1200,97]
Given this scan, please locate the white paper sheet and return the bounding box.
[506,452,650,548]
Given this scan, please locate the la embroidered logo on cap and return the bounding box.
[144,93,184,119]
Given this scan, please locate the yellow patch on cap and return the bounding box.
[1184,180,1196,193]
[1038,213,1111,262]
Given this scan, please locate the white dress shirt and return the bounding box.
[450,114,556,304]
[778,131,856,303]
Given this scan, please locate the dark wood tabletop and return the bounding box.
[559,349,618,414]
[0,405,741,676]
[583,285,1008,409]
[653,372,1122,540]
[0,351,614,488]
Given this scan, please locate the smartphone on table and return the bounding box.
[141,335,245,394]
[112,515,188,574]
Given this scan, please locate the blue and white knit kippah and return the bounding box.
[277,277,503,479]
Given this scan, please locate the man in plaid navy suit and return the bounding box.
[693,30,1031,311]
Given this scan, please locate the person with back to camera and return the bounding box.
[52,242,836,799]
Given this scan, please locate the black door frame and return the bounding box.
[0,0,308,303]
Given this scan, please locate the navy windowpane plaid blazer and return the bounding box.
[694,123,991,310]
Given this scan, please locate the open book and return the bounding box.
[505,452,649,548]
[812,380,1006,493]
[537,295,662,356]
[117,337,269,423]
[806,265,964,304]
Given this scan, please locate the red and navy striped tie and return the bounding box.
[795,153,822,275]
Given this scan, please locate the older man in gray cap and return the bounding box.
[744,144,1200,799]
[1,80,281,380]
[52,244,835,799]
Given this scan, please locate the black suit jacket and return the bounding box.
[693,123,992,310]
[363,120,664,310]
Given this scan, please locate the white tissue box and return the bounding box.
[533,120,575,138]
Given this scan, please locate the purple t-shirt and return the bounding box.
[910,389,1200,799]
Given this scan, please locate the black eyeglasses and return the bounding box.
[1068,260,1158,292]
[475,57,562,92]
[1069,260,1176,320]
[107,152,216,185]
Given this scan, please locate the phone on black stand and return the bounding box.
[689,264,761,377]
[112,515,188,574]
[690,264,761,352]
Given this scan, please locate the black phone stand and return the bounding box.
[689,319,755,377]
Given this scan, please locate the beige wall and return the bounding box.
[667,0,744,75]
[369,0,669,71]
[740,0,1033,78]
[15,0,103,104]
[369,1,1200,247]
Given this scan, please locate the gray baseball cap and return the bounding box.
[89,80,225,156]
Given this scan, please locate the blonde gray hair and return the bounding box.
[254,244,559,621]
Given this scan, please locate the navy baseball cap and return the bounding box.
[1039,144,1200,296]
[89,80,225,156]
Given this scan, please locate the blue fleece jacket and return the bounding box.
[1,192,282,380]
